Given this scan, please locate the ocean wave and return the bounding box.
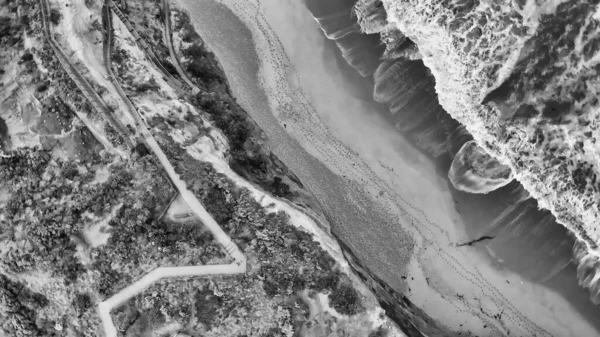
[449,140,514,194]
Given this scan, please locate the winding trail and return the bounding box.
[40,2,246,336]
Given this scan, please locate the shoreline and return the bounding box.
[175,0,600,335]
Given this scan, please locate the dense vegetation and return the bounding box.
[0,275,49,337]
[192,92,299,199]
[0,142,226,335]
[182,44,225,87]
[172,10,226,89]
[49,8,61,25]
[104,3,370,333]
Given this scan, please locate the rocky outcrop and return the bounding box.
[353,0,600,275]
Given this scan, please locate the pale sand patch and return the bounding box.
[82,205,121,248]
[164,193,196,220]
[176,0,599,336]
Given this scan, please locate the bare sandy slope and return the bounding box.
[173,0,600,336]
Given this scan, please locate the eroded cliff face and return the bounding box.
[353,0,600,283]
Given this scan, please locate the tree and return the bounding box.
[133,143,150,157]
[329,283,364,316]
[49,9,62,25]
[0,275,49,336]
[194,286,222,329]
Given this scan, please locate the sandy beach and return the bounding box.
[175,0,600,335]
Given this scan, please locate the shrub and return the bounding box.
[203,186,235,225]
[49,9,61,25]
[19,52,33,63]
[161,60,178,76]
[194,286,222,329]
[313,272,339,292]
[0,17,11,37]
[329,283,363,316]
[0,116,7,140]
[61,161,79,180]
[133,143,150,157]
[183,45,223,85]
[72,293,92,314]
[368,327,389,337]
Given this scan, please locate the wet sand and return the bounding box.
[175,0,600,335]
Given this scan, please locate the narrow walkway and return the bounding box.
[40,3,247,336]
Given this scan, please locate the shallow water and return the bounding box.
[177,0,600,335]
